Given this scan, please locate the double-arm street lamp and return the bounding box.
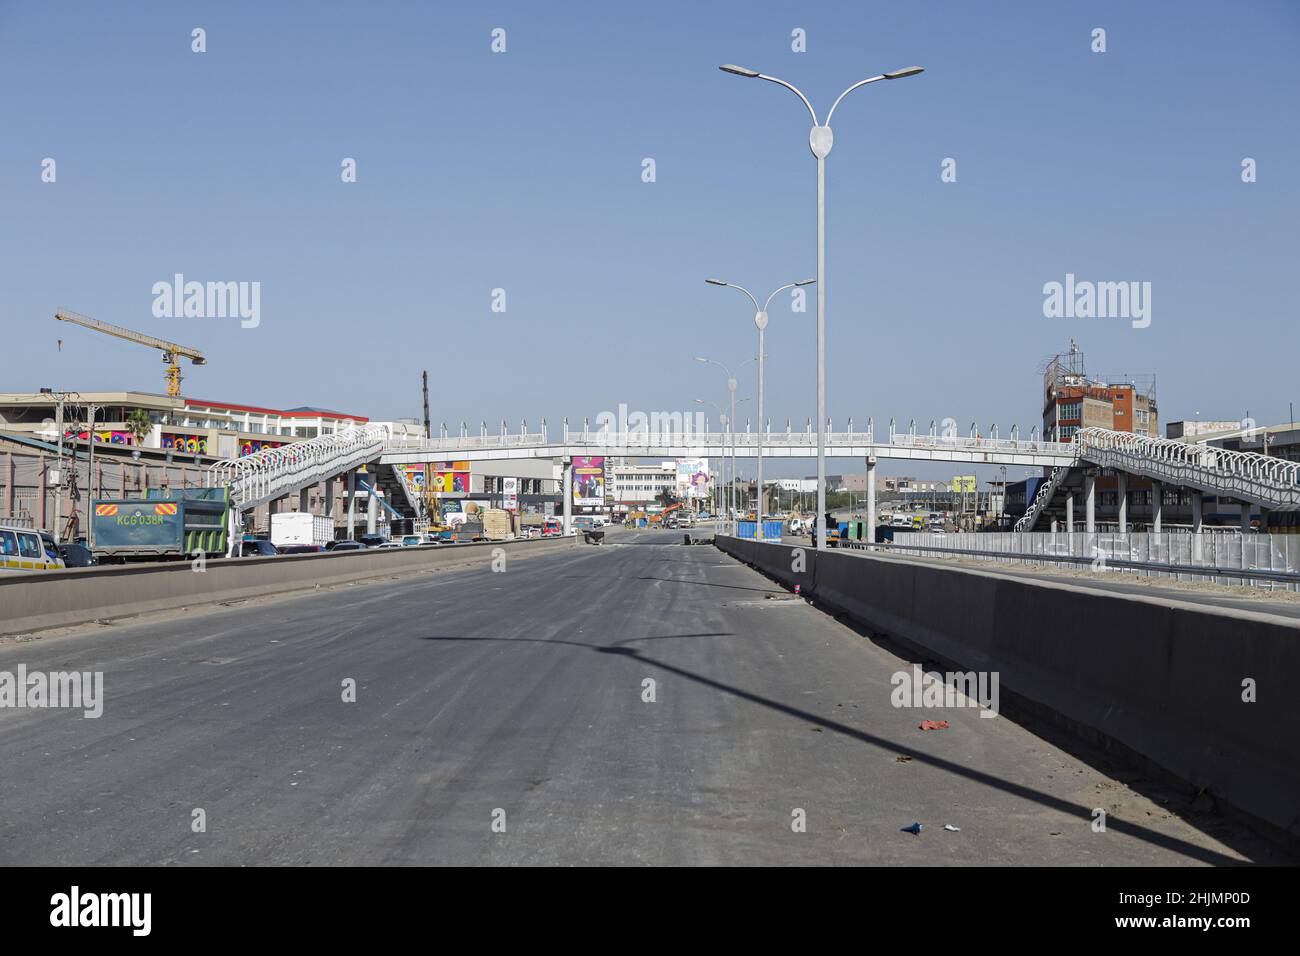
[706,277,815,539]
[719,62,924,548]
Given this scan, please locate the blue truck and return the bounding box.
[91,487,230,560]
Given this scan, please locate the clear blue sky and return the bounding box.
[2,0,1297,479]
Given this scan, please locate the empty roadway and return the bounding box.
[0,529,1285,865]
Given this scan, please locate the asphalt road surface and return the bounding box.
[0,530,1286,865]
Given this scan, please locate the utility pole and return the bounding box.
[40,387,69,542]
[55,393,63,541]
[422,371,430,440]
[1000,464,1007,525]
[85,403,100,546]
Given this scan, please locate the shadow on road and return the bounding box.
[418,630,1253,865]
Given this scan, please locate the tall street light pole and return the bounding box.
[695,399,728,524]
[732,396,752,530]
[706,277,815,540]
[720,62,924,549]
[696,357,755,534]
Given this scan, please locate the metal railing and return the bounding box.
[385,433,549,453]
[885,530,1300,591]
[1013,466,1068,532]
[209,424,389,510]
[388,464,422,516]
[384,427,1077,458]
[1076,427,1300,510]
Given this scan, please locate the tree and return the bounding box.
[125,408,153,447]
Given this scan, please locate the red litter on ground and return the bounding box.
[918,719,950,731]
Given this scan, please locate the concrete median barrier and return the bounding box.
[0,536,579,637]
[716,535,1300,846]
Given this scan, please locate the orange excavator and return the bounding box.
[649,501,685,524]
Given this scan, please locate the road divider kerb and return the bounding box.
[0,537,579,638]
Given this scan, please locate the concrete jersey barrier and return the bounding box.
[715,535,1300,846]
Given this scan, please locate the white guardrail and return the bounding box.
[885,530,1300,592]
[384,433,549,454]
[386,428,1078,458]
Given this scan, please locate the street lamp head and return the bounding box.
[719,64,760,78]
[705,278,728,286]
[694,356,709,364]
[794,278,817,287]
[884,65,925,79]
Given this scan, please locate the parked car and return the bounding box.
[357,534,387,548]
[236,540,280,557]
[327,540,367,551]
[57,542,98,567]
[277,544,324,555]
[401,535,423,547]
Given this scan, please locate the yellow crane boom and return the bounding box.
[55,310,207,397]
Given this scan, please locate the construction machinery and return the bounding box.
[55,310,206,397]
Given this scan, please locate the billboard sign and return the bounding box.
[404,466,427,491]
[432,461,471,494]
[461,500,491,520]
[675,458,709,499]
[572,457,605,506]
[952,475,977,494]
[502,476,518,511]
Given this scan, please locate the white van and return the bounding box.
[0,525,66,572]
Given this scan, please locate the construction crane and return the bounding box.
[55,310,207,397]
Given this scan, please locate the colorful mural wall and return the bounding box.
[69,430,135,446]
[432,461,471,494]
[161,432,208,455]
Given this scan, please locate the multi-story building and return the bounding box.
[608,462,677,507]
[1041,342,1158,442]
[878,476,949,494]
[1166,420,1249,441]
[0,390,420,459]
[777,478,817,493]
